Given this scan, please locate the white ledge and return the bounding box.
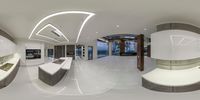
[0,54,20,81]
[142,66,200,86]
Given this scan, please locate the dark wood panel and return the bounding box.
[147,45,151,57]
[119,39,125,56]
[136,34,144,71]
[54,45,65,58]
[66,45,75,59]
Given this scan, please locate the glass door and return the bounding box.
[88,46,93,60]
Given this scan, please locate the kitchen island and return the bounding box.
[39,57,72,86]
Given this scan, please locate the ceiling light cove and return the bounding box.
[28,11,95,43]
[35,24,69,43]
[31,38,55,44]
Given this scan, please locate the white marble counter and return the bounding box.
[39,57,72,75]
[142,66,200,86]
[0,54,20,81]
[61,57,72,70]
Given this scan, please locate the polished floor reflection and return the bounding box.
[2,56,200,100]
[26,56,155,95]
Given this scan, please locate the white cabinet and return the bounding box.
[0,35,16,57]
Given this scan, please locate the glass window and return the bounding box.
[88,46,93,60]
[125,40,136,55]
[76,46,82,58]
[97,40,109,58]
[112,40,137,56]
[47,49,53,57]
[112,40,120,55]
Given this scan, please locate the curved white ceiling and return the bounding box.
[1,0,200,44]
[28,11,95,43]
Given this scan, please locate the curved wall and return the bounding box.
[0,29,16,57]
[143,23,200,92]
[0,29,19,89]
[0,29,14,43]
[151,30,200,60]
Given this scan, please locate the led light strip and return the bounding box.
[36,24,69,43]
[29,11,95,43]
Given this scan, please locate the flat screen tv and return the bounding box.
[26,49,41,59]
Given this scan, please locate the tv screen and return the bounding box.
[26,49,41,59]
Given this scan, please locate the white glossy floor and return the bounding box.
[26,56,155,95]
[1,56,200,100]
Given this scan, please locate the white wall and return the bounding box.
[0,35,16,57]
[44,43,54,57]
[15,39,98,64]
[151,30,200,60]
[16,40,45,66]
[82,40,98,60]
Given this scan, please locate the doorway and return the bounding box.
[66,45,75,59]
[47,49,53,58]
[76,45,82,58]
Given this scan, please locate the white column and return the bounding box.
[82,45,88,60]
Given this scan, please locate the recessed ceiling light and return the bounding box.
[96,32,99,33]
[116,25,120,28]
[35,24,69,43]
[51,30,62,37]
[144,28,147,30]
